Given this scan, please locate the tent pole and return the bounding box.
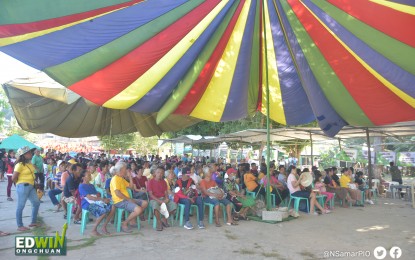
[262,0,271,210]
[310,133,313,168]
[366,128,373,189]
[338,138,342,151]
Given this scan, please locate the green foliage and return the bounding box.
[99,133,136,153]
[318,148,339,169]
[0,88,10,130]
[99,133,160,154]
[132,135,159,155]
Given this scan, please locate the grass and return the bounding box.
[240,249,256,255]
[262,252,281,258]
[300,250,317,259]
[67,237,99,251]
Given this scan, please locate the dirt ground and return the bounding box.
[1,181,414,260]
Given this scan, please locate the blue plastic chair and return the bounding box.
[175,203,200,227]
[66,202,74,225]
[114,188,141,232]
[80,209,90,235]
[288,195,309,213]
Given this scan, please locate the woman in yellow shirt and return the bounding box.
[12,146,41,231]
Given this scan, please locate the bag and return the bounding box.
[207,187,225,199]
[253,199,266,217]
[348,183,357,190]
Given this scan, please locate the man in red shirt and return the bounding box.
[148,166,177,231]
[200,166,237,227]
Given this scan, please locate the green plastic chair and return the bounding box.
[147,203,175,229]
[80,209,89,235]
[66,202,73,225]
[204,202,227,224]
[55,193,61,204]
[114,188,141,232]
[95,187,106,198]
[288,195,309,213]
[175,203,200,227]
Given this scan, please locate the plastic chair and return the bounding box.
[95,187,106,198]
[114,188,141,232]
[329,193,335,209]
[288,195,309,213]
[66,202,73,225]
[316,194,327,208]
[175,203,199,227]
[246,191,255,199]
[55,193,62,204]
[204,202,227,224]
[147,203,175,229]
[80,209,90,235]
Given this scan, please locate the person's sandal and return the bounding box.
[156,222,163,231]
[29,223,41,227]
[73,220,81,225]
[7,197,13,201]
[226,222,238,226]
[17,226,30,231]
[215,222,222,227]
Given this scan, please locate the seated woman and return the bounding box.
[223,169,255,220]
[324,167,354,207]
[261,164,290,207]
[355,171,374,205]
[287,165,330,215]
[79,171,113,236]
[314,170,334,210]
[243,164,265,198]
[340,168,362,206]
[132,165,148,201]
[200,167,237,227]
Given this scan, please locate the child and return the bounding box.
[314,170,334,210]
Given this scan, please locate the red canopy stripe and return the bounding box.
[328,0,415,48]
[288,0,415,125]
[68,0,219,105]
[174,0,246,115]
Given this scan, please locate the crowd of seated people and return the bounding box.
[38,151,379,236]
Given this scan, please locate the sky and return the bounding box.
[0,52,39,84]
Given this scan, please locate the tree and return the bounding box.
[0,88,11,131]
[99,133,136,154]
[132,135,159,155]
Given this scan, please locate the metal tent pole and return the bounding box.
[366,128,373,189]
[310,133,313,168]
[262,0,271,210]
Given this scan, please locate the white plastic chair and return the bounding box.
[388,181,400,198]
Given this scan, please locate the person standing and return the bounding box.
[390,162,403,198]
[5,150,16,201]
[12,146,41,231]
[31,149,45,199]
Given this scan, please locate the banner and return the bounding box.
[343,149,357,162]
[376,151,396,165]
[397,152,415,166]
[361,150,375,164]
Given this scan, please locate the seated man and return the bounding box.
[148,166,177,231]
[174,167,205,230]
[48,161,66,212]
[110,161,148,233]
[79,172,113,236]
[200,167,237,227]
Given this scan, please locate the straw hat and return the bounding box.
[16,146,36,157]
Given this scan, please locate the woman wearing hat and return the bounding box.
[12,146,41,231]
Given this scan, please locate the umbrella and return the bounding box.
[0,134,40,151]
[1,0,413,138]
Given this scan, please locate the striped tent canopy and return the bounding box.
[1,0,415,137]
